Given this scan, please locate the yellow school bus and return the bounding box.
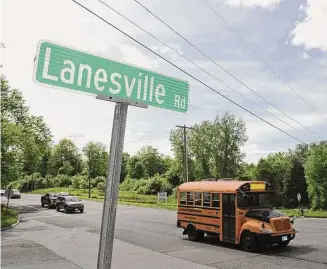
[177,180,297,252]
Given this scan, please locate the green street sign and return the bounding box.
[33,41,189,113]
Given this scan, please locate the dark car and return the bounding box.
[55,196,84,214]
[41,193,58,208]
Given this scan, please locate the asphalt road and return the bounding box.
[2,194,327,269]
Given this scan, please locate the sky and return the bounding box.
[1,0,327,163]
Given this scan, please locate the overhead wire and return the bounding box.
[202,0,327,122]
[97,0,315,142]
[72,0,307,144]
[133,0,325,140]
[125,128,171,144]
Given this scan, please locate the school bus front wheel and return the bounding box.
[240,231,258,252]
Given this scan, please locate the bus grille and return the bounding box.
[273,219,291,231]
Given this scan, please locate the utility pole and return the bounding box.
[175,125,193,182]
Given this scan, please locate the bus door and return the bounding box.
[222,193,236,243]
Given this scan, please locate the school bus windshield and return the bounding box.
[237,192,275,208]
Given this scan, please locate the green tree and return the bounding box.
[82,141,108,179]
[137,146,167,178]
[169,128,195,182]
[169,112,247,181]
[188,121,213,178]
[237,162,256,180]
[120,152,130,183]
[164,158,181,187]
[58,161,74,175]
[1,76,52,187]
[283,143,310,208]
[256,152,291,207]
[127,155,145,179]
[212,112,248,179]
[305,142,327,210]
[49,139,82,176]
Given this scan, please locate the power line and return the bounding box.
[72,0,307,144]
[202,0,327,122]
[133,0,325,140]
[125,128,171,144]
[97,0,315,142]
[126,132,170,144]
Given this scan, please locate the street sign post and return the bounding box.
[34,41,189,113]
[33,40,190,269]
[297,193,302,215]
[4,189,14,209]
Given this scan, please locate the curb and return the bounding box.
[1,218,20,231]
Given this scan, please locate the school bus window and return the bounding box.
[203,192,210,207]
[180,192,186,205]
[187,192,194,206]
[212,193,220,208]
[195,192,202,206]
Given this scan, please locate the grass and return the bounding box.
[30,187,327,217]
[278,208,327,218]
[1,204,19,229]
[30,187,178,210]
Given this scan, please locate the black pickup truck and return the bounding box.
[41,193,59,208]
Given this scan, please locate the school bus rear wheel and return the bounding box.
[187,224,204,242]
[241,231,258,252]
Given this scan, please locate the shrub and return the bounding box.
[171,187,178,199]
[97,182,105,192]
[44,175,56,188]
[6,180,20,190]
[119,177,137,192]
[137,174,173,195]
[70,175,88,190]
[34,177,46,189]
[55,174,72,187]
[133,179,148,193]
[94,176,105,185]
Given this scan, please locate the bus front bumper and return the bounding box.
[256,232,296,245]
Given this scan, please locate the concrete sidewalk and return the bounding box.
[1,218,213,269]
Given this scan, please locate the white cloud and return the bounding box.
[1,0,158,152]
[119,44,159,69]
[302,52,310,59]
[224,0,282,8]
[241,143,281,163]
[2,0,326,165]
[291,0,327,51]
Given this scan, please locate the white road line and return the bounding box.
[22,211,99,220]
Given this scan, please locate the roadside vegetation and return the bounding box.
[2,76,327,217]
[1,204,19,229]
[30,187,327,217]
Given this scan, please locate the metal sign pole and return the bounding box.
[97,102,128,269]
